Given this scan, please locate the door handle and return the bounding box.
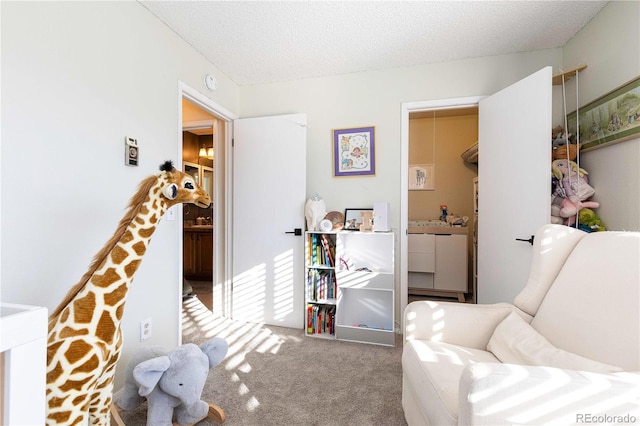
[516,235,535,245]
[285,228,302,236]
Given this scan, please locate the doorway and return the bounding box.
[182,99,216,310]
[177,82,237,340]
[399,96,482,318]
[406,107,478,305]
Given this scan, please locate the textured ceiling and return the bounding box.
[139,1,607,86]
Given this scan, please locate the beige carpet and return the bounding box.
[117,296,407,425]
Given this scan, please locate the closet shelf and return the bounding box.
[552,65,587,86]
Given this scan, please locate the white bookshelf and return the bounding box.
[305,231,394,346]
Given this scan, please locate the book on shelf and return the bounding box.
[306,304,336,335]
[306,269,336,301]
[307,232,335,267]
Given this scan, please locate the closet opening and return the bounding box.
[400,96,483,319]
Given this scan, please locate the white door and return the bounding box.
[232,113,307,328]
[478,66,552,303]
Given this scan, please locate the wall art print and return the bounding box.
[567,76,640,151]
[333,126,375,177]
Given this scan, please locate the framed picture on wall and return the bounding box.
[333,126,375,176]
[408,164,435,190]
[567,75,640,152]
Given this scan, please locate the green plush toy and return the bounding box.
[578,208,606,232]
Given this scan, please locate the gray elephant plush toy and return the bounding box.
[116,337,228,426]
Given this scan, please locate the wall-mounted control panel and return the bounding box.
[125,136,139,166]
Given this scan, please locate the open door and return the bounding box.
[478,66,552,303]
[232,113,307,328]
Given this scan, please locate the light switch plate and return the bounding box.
[125,136,139,166]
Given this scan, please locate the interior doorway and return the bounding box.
[406,107,478,305]
[182,98,216,311]
[177,82,237,339]
[399,97,483,319]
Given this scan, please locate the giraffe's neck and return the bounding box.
[49,179,168,343]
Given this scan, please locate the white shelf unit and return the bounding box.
[305,232,338,339]
[305,231,395,346]
[336,231,395,346]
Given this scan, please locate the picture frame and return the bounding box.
[333,126,375,176]
[408,164,435,190]
[567,76,640,152]
[343,208,373,231]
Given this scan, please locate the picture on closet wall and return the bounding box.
[333,126,375,176]
[567,76,640,151]
[408,164,435,190]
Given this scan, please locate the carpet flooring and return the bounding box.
[116,295,407,426]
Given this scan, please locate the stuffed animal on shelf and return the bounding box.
[578,208,606,232]
[115,337,228,426]
[551,159,600,226]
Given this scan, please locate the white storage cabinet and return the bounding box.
[408,231,468,302]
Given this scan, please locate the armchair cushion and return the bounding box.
[487,312,622,374]
[459,363,640,426]
[403,340,500,425]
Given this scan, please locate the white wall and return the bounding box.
[1,1,238,388]
[562,1,640,231]
[239,49,563,223]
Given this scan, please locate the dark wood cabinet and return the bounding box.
[183,228,213,280]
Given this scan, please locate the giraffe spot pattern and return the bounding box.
[110,245,129,265]
[121,230,135,244]
[138,227,154,239]
[91,267,121,288]
[124,259,141,278]
[71,354,100,374]
[104,283,127,307]
[59,375,93,392]
[59,326,89,338]
[48,396,68,409]
[72,292,96,324]
[132,241,146,256]
[47,362,64,384]
[95,312,116,344]
[48,410,71,423]
[65,340,94,364]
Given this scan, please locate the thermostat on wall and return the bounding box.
[125,136,139,166]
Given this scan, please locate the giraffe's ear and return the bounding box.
[162,184,178,200]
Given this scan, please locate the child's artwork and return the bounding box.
[333,127,375,176]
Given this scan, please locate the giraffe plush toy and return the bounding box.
[46,161,211,425]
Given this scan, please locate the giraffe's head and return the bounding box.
[159,161,211,208]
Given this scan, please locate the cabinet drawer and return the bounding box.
[408,252,435,273]
[336,271,393,290]
[408,234,435,253]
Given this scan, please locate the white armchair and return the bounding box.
[402,224,640,425]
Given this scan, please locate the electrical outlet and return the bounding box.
[140,318,152,341]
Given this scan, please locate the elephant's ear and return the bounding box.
[132,356,171,396]
[200,337,229,368]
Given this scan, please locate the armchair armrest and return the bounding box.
[459,363,640,425]
[404,300,530,350]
